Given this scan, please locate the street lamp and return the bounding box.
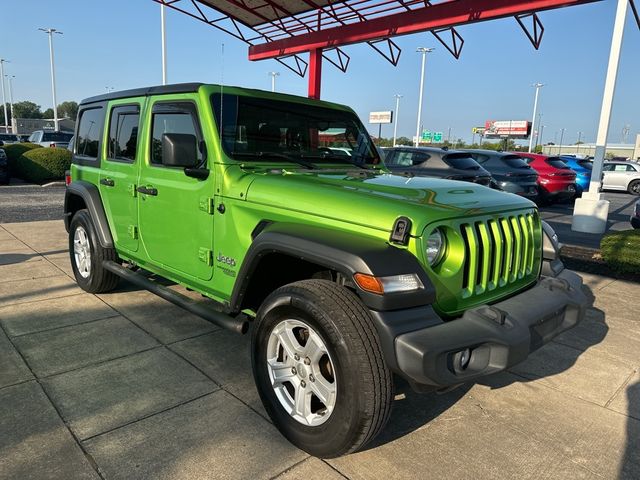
[0,59,9,133]
[105,86,115,93]
[268,71,280,92]
[528,82,544,153]
[577,131,583,154]
[161,3,167,85]
[39,27,63,131]
[539,125,546,150]
[414,47,434,147]
[392,94,402,147]
[5,75,15,134]
[558,128,566,155]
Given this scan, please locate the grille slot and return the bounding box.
[461,213,537,297]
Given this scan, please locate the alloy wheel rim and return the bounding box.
[266,319,337,426]
[73,226,91,279]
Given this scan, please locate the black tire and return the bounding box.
[68,209,120,293]
[628,180,640,196]
[251,279,392,458]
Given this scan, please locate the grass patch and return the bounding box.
[600,229,640,274]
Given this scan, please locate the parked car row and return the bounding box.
[377,146,640,204]
[0,130,73,148]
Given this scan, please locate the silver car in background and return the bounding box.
[27,130,74,149]
[601,161,640,195]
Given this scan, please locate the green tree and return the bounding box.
[42,108,54,119]
[396,136,412,146]
[13,101,43,119]
[57,101,79,120]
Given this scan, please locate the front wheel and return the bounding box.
[251,279,393,458]
[628,180,640,196]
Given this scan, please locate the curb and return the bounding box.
[41,181,65,187]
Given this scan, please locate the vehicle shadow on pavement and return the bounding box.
[363,377,472,451]
[622,379,640,479]
[0,249,68,265]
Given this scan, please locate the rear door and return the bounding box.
[99,99,144,253]
[137,96,215,281]
[602,163,629,189]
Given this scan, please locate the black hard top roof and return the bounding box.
[80,83,204,106]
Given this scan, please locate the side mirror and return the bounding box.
[161,133,198,167]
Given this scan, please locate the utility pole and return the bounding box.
[576,131,583,154]
[161,3,167,85]
[0,59,8,133]
[414,47,434,147]
[528,83,544,153]
[268,71,280,92]
[39,28,63,131]
[558,128,565,155]
[539,125,545,150]
[392,94,402,147]
[5,75,15,134]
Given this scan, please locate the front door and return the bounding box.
[603,163,630,190]
[137,98,214,281]
[99,100,143,253]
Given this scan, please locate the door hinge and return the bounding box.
[128,225,138,239]
[199,197,215,214]
[128,183,137,197]
[198,247,213,266]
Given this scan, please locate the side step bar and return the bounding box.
[103,261,249,334]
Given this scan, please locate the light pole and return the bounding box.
[39,28,63,131]
[0,59,8,133]
[539,125,545,150]
[528,83,544,153]
[558,128,565,155]
[105,86,114,93]
[161,3,167,85]
[5,75,15,134]
[392,94,402,147]
[268,71,280,92]
[414,47,434,147]
[576,131,583,154]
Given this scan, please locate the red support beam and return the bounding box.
[308,48,323,98]
[249,0,600,60]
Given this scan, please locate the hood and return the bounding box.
[244,169,535,236]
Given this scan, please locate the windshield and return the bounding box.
[42,132,73,142]
[211,94,380,167]
[546,157,571,169]
[501,154,531,168]
[443,153,481,170]
[578,160,593,170]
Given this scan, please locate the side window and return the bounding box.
[602,164,613,171]
[150,102,202,166]
[474,154,489,164]
[108,105,140,162]
[613,164,629,172]
[76,107,104,159]
[391,151,414,167]
[410,152,429,165]
[626,165,637,172]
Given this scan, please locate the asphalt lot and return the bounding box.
[0,220,639,479]
[0,179,66,224]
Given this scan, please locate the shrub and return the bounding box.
[15,147,72,184]
[600,229,640,274]
[3,142,43,171]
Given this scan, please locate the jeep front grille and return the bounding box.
[460,213,537,297]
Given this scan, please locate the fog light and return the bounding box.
[453,348,472,373]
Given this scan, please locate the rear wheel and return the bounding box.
[251,279,393,458]
[628,180,640,196]
[69,209,120,293]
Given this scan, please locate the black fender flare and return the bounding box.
[64,181,114,248]
[230,222,435,312]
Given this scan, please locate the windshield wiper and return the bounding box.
[232,151,316,169]
[303,153,370,170]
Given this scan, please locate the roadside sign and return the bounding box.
[484,120,531,139]
[433,132,443,143]
[472,127,486,135]
[421,130,432,142]
[369,111,393,124]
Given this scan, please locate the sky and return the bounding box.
[1,0,638,145]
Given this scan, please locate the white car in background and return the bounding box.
[28,130,74,149]
[601,161,640,195]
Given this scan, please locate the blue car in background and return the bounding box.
[560,156,593,194]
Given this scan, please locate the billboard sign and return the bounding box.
[369,111,393,124]
[472,126,486,135]
[484,120,531,139]
[421,130,432,142]
[433,132,443,143]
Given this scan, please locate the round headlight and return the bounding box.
[426,229,445,266]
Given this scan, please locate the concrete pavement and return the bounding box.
[0,220,638,479]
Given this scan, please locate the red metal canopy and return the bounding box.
[155,0,603,98]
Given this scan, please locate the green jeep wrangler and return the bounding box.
[65,83,587,458]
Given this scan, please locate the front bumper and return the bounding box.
[370,268,587,389]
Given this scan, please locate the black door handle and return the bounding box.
[137,186,158,196]
[100,178,115,187]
